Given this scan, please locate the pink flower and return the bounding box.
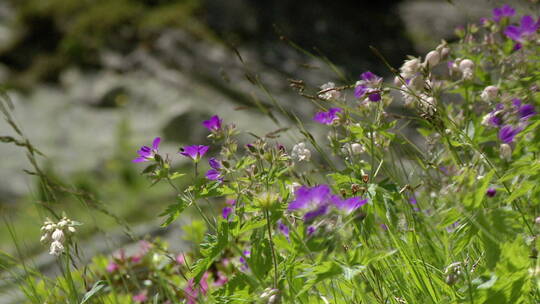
[133,291,148,303]
[184,272,209,304]
[106,261,119,273]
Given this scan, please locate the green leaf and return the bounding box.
[191,221,229,282]
[160,196,190,227]
[80,280,106,304]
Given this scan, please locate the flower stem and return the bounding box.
[264,209,279,289]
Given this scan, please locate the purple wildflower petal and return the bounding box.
[152,137,161,150]
[488,115,503,127]
[222,206,233,220]
[368,92,381,102]
[520,15,538,34]
[288,185,331,210]
[498,125,520,143]
[493,4,515,22]
[504,25,522,41]
[137,146,152,157]
[304,205,329,221]
[518,104,536,119]
[209,157,221,170]
[132,156,148,163]
[409,197,417,205]
[206,169,221,181]
[332,196,368,214]
[277,220,290,240]
[202,115,222,131]
[486,188,497,197]
[361,71,376,82]
[313,108,343,125]
[354,84,367,98]
[180,145,209,160]
[307,226,316,236]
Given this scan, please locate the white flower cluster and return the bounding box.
[291,142,311,162]
[318,82,342,101]
[40,217,79,256]
[448,58,475,80]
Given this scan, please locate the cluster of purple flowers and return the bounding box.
[482,98,536,144]
[491,4,539,50]
[354,71,383,103]
[287,184,367,222]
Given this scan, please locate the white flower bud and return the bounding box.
[51,229,64,242]
[424,51,440,67]
[459,59,474,71]
[481,86,498,102]
[40,233,50,243]
[535,217,540,225]
[291,143,311,162]
[351,143,365,155]
[58,220,68,228]
[500,143,512,161]
[68,226,76,233]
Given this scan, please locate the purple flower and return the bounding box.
[486,188,497,197]
[504,16,540,42]
[180,145,209,161]
[313,108,342,125]
[133,137,161,163]
[222,206,233,220]
[288,185,334,221]
[206,158,223,181]
[492,4,515,22]
[239,250,250,271]
[518,104,536,119]
[354,84,368,98]
[332,196,368,214]
[277,220,290,240]
[488,115,503,127]
[202,115,222,131]
[206,169,221,181]
[367,92,381,102]
[307,225,316,236]
[498,125,521,143]
[209,157,221,170]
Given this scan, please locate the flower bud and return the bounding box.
[459,59,474,71]
[424,50,440,67]
[481,86,498,102]
[351,143,365,155]
[500,143,512,161]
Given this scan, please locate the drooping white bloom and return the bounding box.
[400,58,421,79]
[481,86,499,102]
[318,82,341,100]
[49,241,64,256]
[291,143,311,162]
[51,229,64,242]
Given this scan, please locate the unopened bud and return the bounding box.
[500,143,512,161]
[481,86,498,102]
[51,229,64,242]
[424,50,440,67]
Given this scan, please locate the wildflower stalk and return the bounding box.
[264,208,279,289]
